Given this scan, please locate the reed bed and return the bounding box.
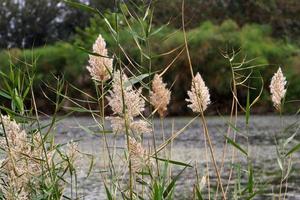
[0,1,299,199]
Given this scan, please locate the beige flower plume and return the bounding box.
[107,70,145,118]
[0,115,43,199]
[87,34,113,82]
[106,70,151,134]
[186,72,211,113]
[270,67,287,111]
[128,137,149,172]
[0,115,78,199]
[150,74,171,117]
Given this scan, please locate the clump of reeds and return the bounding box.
[0,114,79,199]
[0,115,42,199]
[2,1,298,199]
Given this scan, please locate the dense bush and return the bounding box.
[153,0,300,42]
[1,19,299,114]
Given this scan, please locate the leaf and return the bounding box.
[75,46,110,58]
[126,73,151,86]
[284,132,297,147]
[163,166,188,198]
[153,180,163,200]
[0,90,11,99]
[195,185,204,200]
[285,143,300,157]
[225,136,248,156]
[246,191,260,200]
[64,0,99,14]
[276,146,283,171]
[86,155,94,178]
[64,106,91,113]
[246,89,250,125]
[152,156,192,168]
[104,183,113,200]
[13,89,24,113]
[77,123,112,135]
[248,164,254,193]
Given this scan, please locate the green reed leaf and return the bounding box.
[285,143,300,157]
[225,135,248,156]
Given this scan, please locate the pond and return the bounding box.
[53,116,300,199]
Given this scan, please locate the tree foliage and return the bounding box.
[153,0,300,41]
[0,0,91,48]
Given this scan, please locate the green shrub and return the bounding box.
[1,19,299,114]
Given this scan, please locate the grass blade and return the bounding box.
[163,166,188,198]
[104,183,113,200]
[225,135,248,156]
[285,143,300,157]
[152,156,192,168]
[64,0,99,14]
[195,185,204,200]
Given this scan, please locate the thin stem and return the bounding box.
[225,58,238,195]
[215,96,235,199]
[152,122,160,177]
[278,107,283,200]
[283,156,292,200]
[119,72,133,199]
[99,82,116,184]
[200,113,226,199]
[202,121,211,200]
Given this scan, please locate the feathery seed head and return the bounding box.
[87,34,113,82]
[150,74,171,117]
[0,115,75,199]
[106,70,150,134]
[107,70,145,118]
[130,120,151,134]
[66,141,79,164]
[0,115,43,199]
[128,137,149,172]
[0,115,28,151]
[270,67,287,111]
[106,116,151,134]
[186,72,211,113]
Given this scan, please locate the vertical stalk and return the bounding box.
[225,61,238,194]
[202,121,211,200]
[152,123,160,177]
[119,72,133,199]
[199,113,226,199]
[98,82,116,183]
[181,1,225,198]
[278,109,284,200]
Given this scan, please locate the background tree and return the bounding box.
[0,0,90,48]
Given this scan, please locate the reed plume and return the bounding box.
[128,137,149,172]
[87,34,113,82]
[106,70,151,134]
[270,67,287,111]
[66,140,79,164]
[150,74,171,117]
[0,115,77,199]
[186,72,211,113]
[0,115,45,199]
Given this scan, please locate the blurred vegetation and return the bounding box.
[0,0,115,48]
[1,0,300,48]
[1,16,299,114]
[0,0,300,114]
[153,0,300,43]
